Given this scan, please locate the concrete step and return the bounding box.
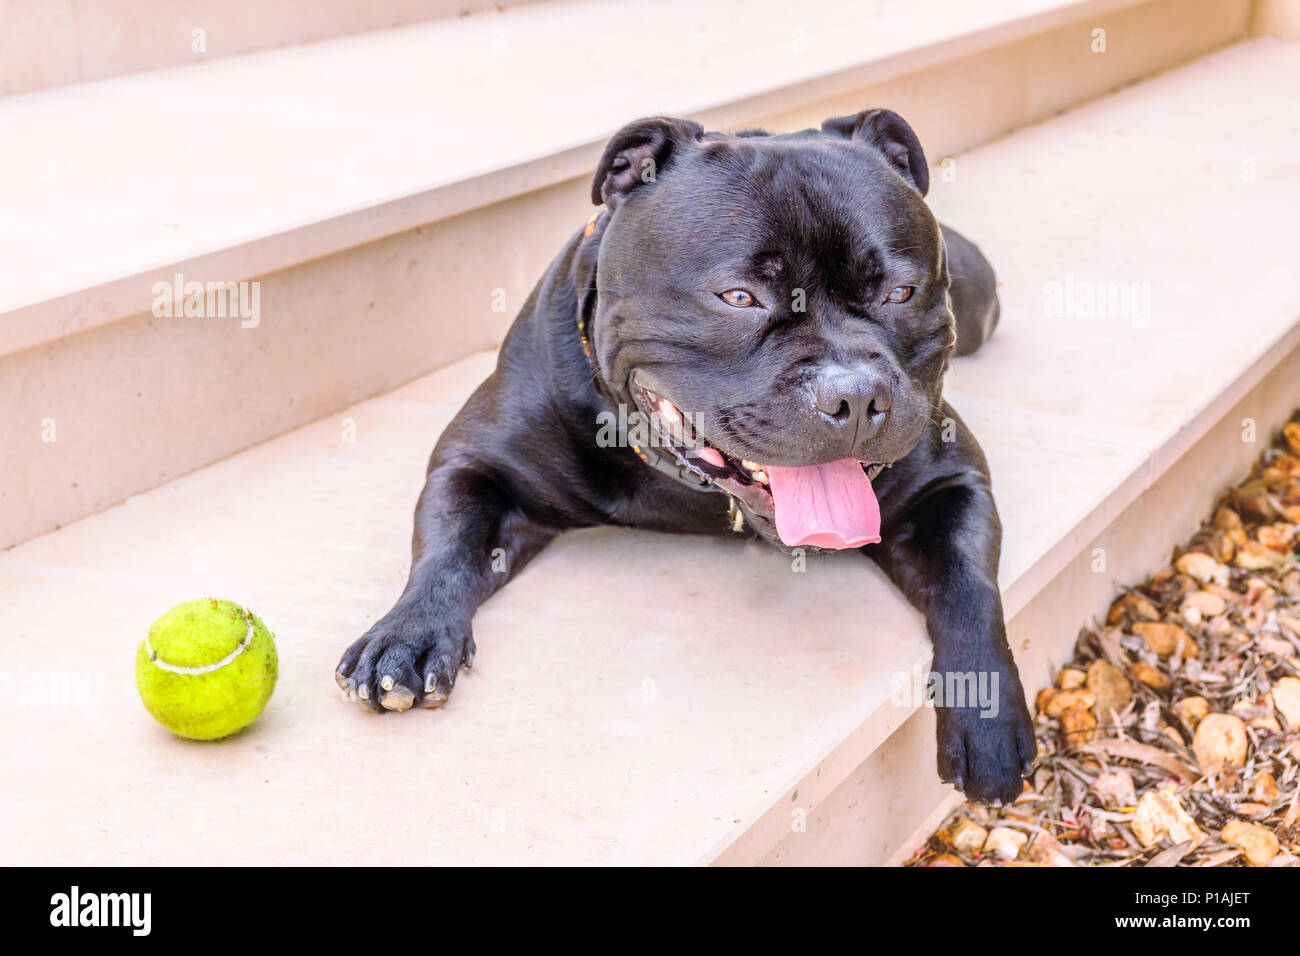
[0,0,1254,550]
[3,37,1299,864]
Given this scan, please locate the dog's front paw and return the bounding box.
[933,661,1036,805]
[335,607,475,713]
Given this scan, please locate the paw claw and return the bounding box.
[380,684,416,712]
[380,674,394,692]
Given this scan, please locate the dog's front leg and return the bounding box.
[336,455,556,712]
[868,464,1035,804]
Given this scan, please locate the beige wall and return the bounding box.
[1253,0,1300,38]
[0,0,547,96]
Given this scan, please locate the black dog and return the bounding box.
[336,109,1035,804]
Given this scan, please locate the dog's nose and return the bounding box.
[814,367,892,439]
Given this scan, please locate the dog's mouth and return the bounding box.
[630,379,885,550]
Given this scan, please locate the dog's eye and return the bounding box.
[719,288,759,308]
[885,286,914,304]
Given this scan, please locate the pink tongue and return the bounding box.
[765,459,881,549]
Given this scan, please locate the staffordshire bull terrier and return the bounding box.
[335,109,1036,804]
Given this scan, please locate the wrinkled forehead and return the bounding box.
[612,137,942,278]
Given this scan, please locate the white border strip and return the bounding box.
[145,609,254,675]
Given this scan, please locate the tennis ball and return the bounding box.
[135,597,278,740]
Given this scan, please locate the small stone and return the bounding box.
[1209,533,1236,563]
[1279,612,1300,638]
[1024,831,1076,866]
[1174,695,1210,730]
[1221,820,1279,867]
[1175,552,1229,586]
[1181,591,1226,618]
[1257,523,1296,554]
[1284,421,1300,457]
[1192,713,1249,773]
[1259,636,1296,659]
[1236,802,1272,818]
[1203,582,1239,602]
[1036,687,1058,716]
[1272,676,1300,728]
[1087,658,1132,724]
[1044,688,1096,719]
[1250,771,1280,803]
[1134,621,1198,658]
[1131,662,1171,691]
[927,853,967,867]
[1108,593,1160,625]
[1093,769,1137,809]
[1060,706,1098,746]
[1214,506,1244,532]
[1058,668,1086,691]
[1234,483,1280,523]
[1131,790,1205,849]
[949,816,988,854]
[984,827,1027,861]
[1283,571,1300,598]
[1236,542,1284,570]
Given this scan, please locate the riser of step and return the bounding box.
[750,342,1300,865]
[1,0,1252,551]
[1,178,585,549]
[0,0,543,96]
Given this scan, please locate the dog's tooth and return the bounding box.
[751,469,769,485]
[655,400,683,441]
[741,459,760,471]
[695,447,726,468]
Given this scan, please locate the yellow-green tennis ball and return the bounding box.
[135,598,278,740]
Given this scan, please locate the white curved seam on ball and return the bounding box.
[146,610,254,675]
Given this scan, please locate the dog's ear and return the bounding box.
[821,109,929,196]
[591,117,704,207]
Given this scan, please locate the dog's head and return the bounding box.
[586,110,955,549]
